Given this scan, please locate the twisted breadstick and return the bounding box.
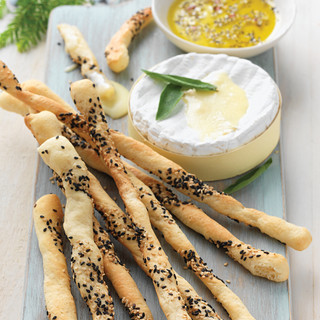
[57,24,129,119]
[109,130,312,251]
[69,79,192,320]
[127,171,256,319]
[26,112,153,320]
[25,110,289,283]
[127,164,289,282]
[0,61,312,251]
[89,173,223,320]
[26,111,191,320]
[105,7,153,72]
[92,216,153,320]
[33,194,77,320]
[57,23,113,97]
[38,136,114,319]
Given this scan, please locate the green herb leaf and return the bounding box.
[156,83,184,120]
[0,0,90,52]
[223,158,273,194]
[142,69,217,91]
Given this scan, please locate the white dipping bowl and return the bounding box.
[152,0,296,58]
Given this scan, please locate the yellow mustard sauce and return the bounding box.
[183,72,248,140]
[168,0,276,48]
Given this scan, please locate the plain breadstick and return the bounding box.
[109,129,312,251]
[38,136,115,320]
[33,194,77,320]
[105,7,153,72]
[92,216,153,320]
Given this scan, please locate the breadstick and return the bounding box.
[105,7,153,72]
[176,275,222,320]
[127,164,289,282]
[1,60,309,248]
[38,136,114,320]
[58,24,129,119]
[27,111,190,320]
[109,129,312,251]
[0,79,73,116]
[127,171,257,319]
[33,194,77,320]
[0,90,34,115]
[25,111,289,283]
[69,79,192,320]
[92,215,153,320]
[57,24,114,99]
[89,172,222,320]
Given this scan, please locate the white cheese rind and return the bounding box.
[130,53,280,156]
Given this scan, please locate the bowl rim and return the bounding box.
[151,0,296,55]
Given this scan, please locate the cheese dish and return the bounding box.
[129,53,281,180]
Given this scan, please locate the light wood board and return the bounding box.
[22,1,290,319]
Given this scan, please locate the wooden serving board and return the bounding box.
[22,1,290,319]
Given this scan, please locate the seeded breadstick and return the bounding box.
[33,194,77,320]
[58,24,129,119]
[69,79,191,320]
[0,79,73,116]
[127,164,290,282]
[126,171,257,319]
[58,23,115,100]
[105,7,153,73]
[92,216,153,320]
[26,111,191,320]
[25,111,289,284]
[89,172,222,320]
[1,60,310,248]
[108,129,312,251]
[38,136,114,319]
[25,112,222,319]
[176,275,222,320]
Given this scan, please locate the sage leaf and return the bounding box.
[223,158,273,194]
[142,69,217,91]
[156,83,184,120]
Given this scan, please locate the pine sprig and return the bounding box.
[0,0,90,52]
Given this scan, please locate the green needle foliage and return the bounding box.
[0,0,90,52]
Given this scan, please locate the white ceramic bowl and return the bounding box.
[152,0,296,58]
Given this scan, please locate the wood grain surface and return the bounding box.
[21,1,290,320]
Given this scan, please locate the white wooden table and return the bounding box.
[0,1,319,319]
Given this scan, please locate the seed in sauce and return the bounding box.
[168,0,276,48]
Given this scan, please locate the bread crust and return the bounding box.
[33,194,77,320]
[105,7,153,72]
[38,136,115,320]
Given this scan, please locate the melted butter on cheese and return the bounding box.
[183,72,248,140]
